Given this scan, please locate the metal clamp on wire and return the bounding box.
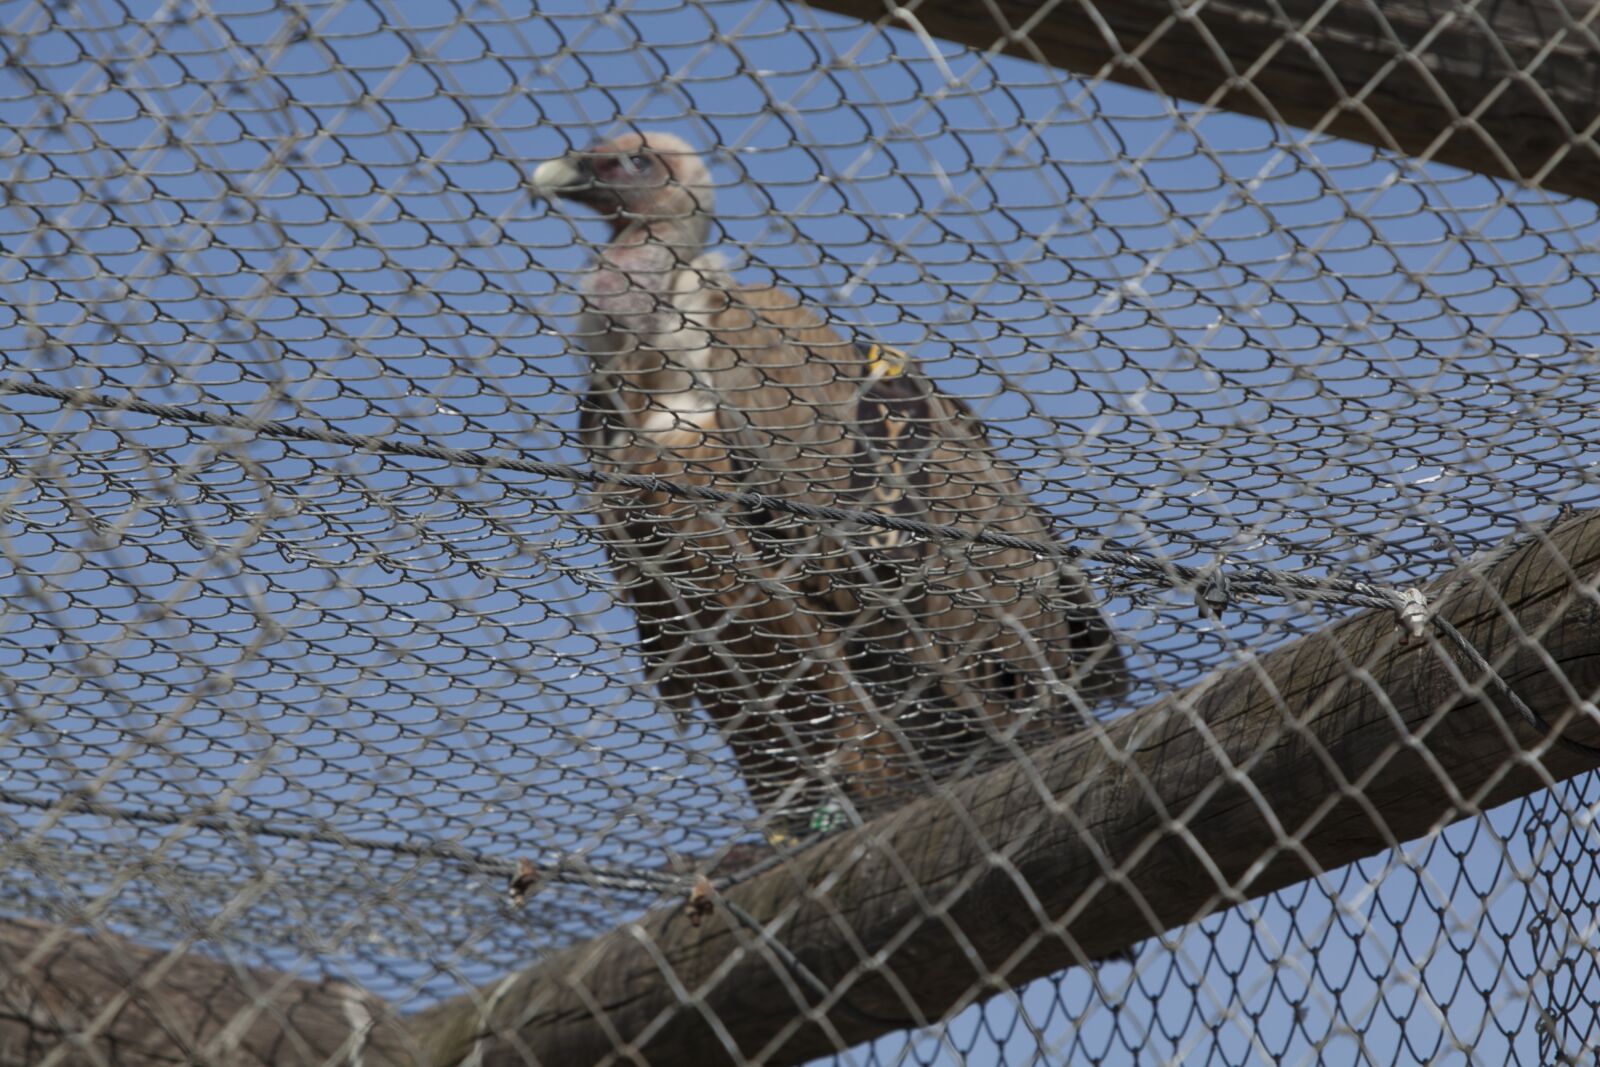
[1196,558,1231,617]
[1394,587,1429,641]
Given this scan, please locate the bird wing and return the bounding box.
[578,275,1127,815]
[577,375,902,815]
[693,284,1128,749]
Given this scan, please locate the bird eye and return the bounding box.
[628,153,652,172]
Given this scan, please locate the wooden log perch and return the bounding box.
[801,0,1600,203]
[12,513,1600,1067]
[0,918,416,1067]
[414,509,1600,1067]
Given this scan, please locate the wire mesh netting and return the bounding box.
[4,0,1600,1064]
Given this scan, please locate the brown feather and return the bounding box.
[579,277,1128,827]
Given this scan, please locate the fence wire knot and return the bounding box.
[506,859,541,908]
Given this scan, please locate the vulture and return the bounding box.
[533,131,1128,837]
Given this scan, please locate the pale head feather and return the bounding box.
[531,130,714,243]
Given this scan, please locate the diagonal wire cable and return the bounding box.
[0,377,1411,613]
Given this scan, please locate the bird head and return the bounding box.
[531,131,714,242]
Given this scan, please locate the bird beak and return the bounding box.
[530,154,588,198]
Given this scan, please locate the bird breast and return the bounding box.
[582,251,731,448]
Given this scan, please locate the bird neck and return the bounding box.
[604,212,709,263]
[578,214,715,365]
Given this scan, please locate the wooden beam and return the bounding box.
[799,0,1600,203]
[416,510,1600,1067]
[0,918,416,1067]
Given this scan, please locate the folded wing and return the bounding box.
[580,278,1127,825]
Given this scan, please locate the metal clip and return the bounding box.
[1395,587,1429,640]
[1196,559,1231,614]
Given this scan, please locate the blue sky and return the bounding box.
[2,0,1600,1063]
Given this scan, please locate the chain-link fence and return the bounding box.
[4,0,1600,1064]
